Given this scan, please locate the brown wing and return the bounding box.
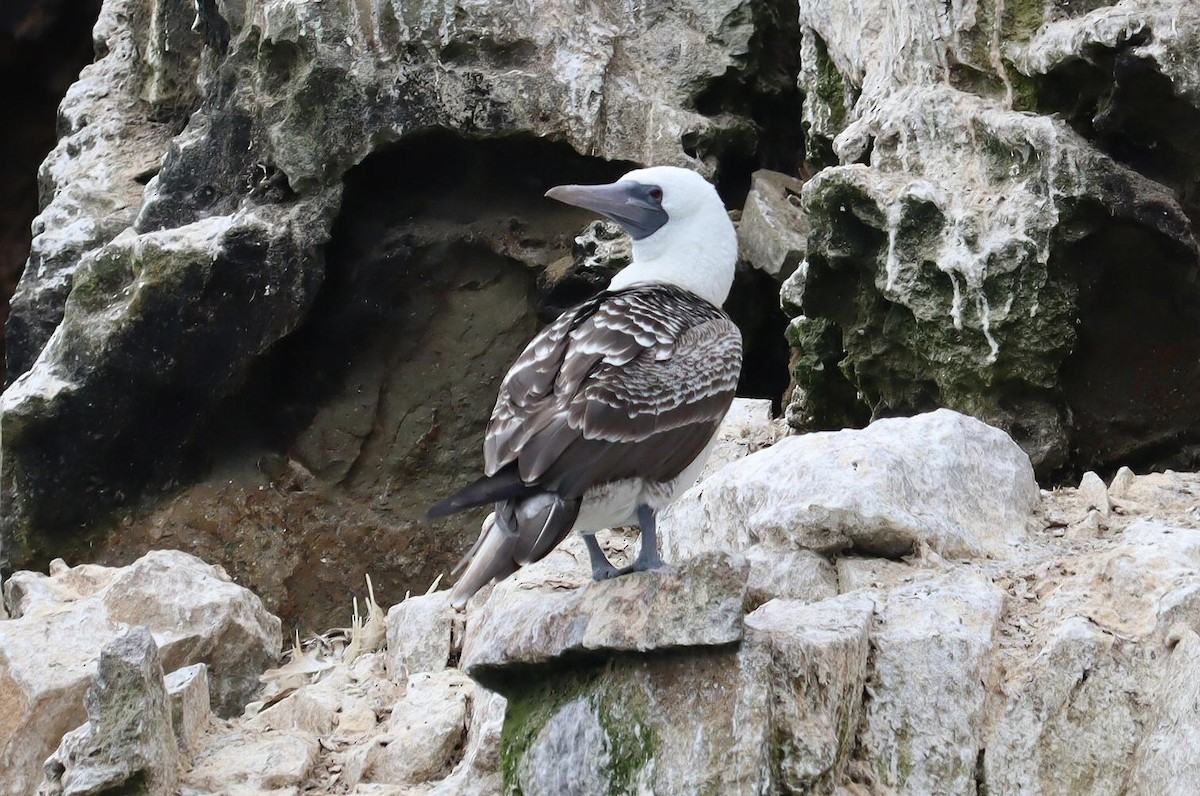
[483,284,743,499]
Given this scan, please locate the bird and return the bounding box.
[428,166,743,608]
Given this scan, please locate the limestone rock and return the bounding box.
[1128,627,1200,792]
[385,592,456,680]
[744,545,838,607]
[745,595,874,791]
[1078,470,1111,518]
[461,552,749,687]
[984,521,1200,793]
[5,0,185,378]
[696,397,788,484]
[38,627,180,796]
[427,688,507,796]
[836,556,933,594]
[1109,465,1137,499]
[790,0,1200,476]
[737,169,809,280]
[340,670,473,787]
[0,551,280,796]
[502,638,771,794]
[165,664,211,760]
[663,409,1038,562]
[859,570,1004,794]
[185,730,319,792]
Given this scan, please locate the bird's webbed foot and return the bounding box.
[583,507,667,581]
[583,533,622,580]
[626,504,665,572]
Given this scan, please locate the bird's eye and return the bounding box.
[649,187,664,203]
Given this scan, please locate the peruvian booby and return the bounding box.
[428,166,742,608]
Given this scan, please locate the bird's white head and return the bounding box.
[545,166,738,307]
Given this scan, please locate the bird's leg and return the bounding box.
[583,533,621,580]
[630,505,664,572]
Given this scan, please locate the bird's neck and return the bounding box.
[609,206,738,307]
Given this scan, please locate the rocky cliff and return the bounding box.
[4,405,1200,794]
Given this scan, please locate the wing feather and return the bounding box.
[484,284,742,497]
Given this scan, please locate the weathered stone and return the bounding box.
[99,551,282,713]
[246,686,340,737]
[1128,627,1200,792]
[37,627,180,796]
[744,545,838,606]
[461,552,749,687]
[5,0,185,380]
[186,730,319,792]
[790,0,1200,476]
[342,669,474,787]
[1109,465,1137,499]
[695,397,788,484]
[663,409,1038,561]
[0,551,280,796]
[1078,470,1111,518]
[737,169,808,280]
[745,595,873,792]
[385,592,456,680]
[165,664,211,760]
[858,570,1004,793]
[835,556,933,594]
[501,641,771,795]
[3,560,116,619]
[985,521,1200,794]
[428,687,507,796]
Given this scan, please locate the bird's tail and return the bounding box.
[448,494,581,608]
[426,465,532,521]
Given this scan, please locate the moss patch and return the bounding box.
[498,658,661,795]
[499,665,603,794]
[596,686,657,793]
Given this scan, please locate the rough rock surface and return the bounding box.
[662,409,1040,569]
[788,0,1200,476]
[38,627,180,796]
[462,551,749,687]
[738,169,809,279]
[0,550,280,796]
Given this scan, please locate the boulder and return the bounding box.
[461,552,749,687]
[0,550,280,796]
[662,409,1039,562]
[37,627,180,796]
[737,169,809,280]
[857,570,1005,793]
[984,521,1200,793]
[385,592,457,680]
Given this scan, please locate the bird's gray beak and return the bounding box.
[545,180,669,240]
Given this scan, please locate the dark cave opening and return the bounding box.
[689,0,805,207]
[199,129,801,478]
[1057,217,1200,474]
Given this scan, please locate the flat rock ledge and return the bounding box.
[462,551,749,689]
